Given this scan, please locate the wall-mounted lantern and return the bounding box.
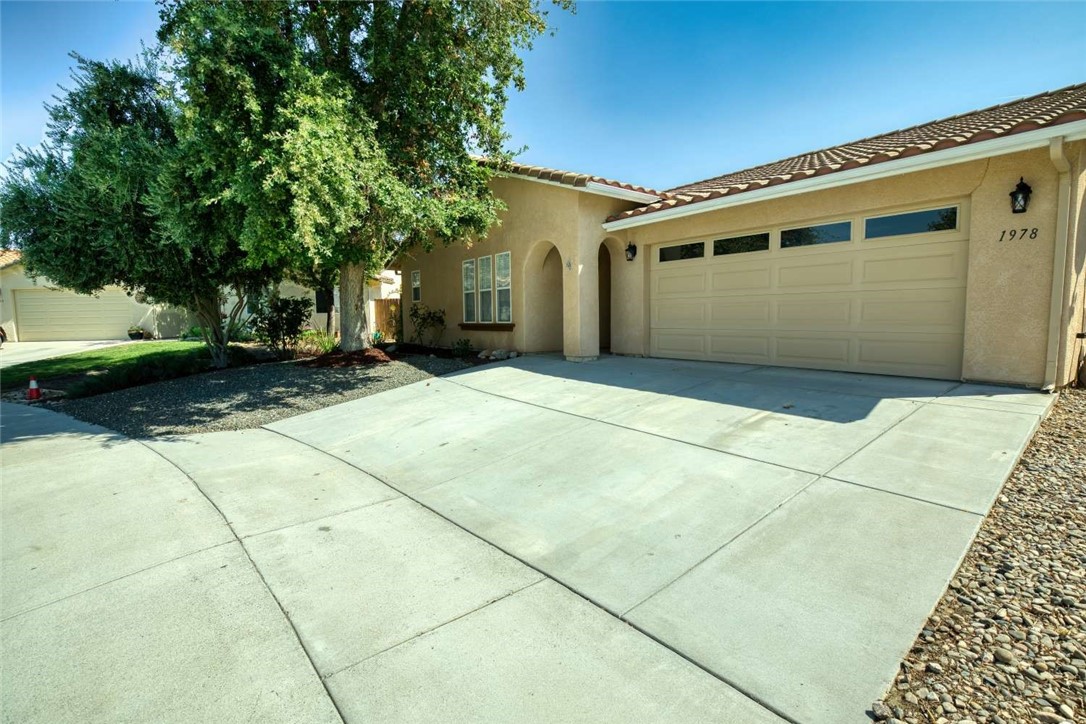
[1010,177,1032,214]
[625,243,638,262]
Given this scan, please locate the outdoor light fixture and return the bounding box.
[625,243,638,261]
[1010,177,1032,214]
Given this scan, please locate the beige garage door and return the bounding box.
[14,288,135,341]
[650,204,969,379]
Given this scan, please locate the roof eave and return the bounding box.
[492,170,660,204]
[603,118,1086,232]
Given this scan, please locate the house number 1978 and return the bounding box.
[999,228,1038,241]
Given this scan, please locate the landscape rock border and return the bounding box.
[874,388,1085,724]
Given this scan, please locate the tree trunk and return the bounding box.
[193,292,230,368]
[339,261,369,351]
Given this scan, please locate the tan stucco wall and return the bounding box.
[0,265,190,341]
[632,147,1082,387]
[398,177,640,356]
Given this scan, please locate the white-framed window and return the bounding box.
[410,270,421,302]
[495,251,512,323]
[462,259,476,323]
[478,255,494,323]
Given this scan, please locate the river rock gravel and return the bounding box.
[53,354,472,438]
[875,387,1085,724]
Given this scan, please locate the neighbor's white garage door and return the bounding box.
[14,288,135,341]
[649,205,969,379]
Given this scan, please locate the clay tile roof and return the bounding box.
[480,157,666,199]
[608,82,1086,224]
[0,249,21,269]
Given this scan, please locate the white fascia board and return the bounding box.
[584,181,661,204]
[603,119,1086,232]
[491,171,660,203]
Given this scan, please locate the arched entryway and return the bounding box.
[598,243,612,353]
[523,241,564,352]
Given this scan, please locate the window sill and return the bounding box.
[459,322,515,332]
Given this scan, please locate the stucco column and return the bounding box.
[564,235,602,361]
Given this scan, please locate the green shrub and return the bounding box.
[251,295,314,359]
[451,338,473,358]
[409,303,446,347]
[297,329,339,356]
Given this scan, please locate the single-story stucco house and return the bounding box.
[0,250,190,341]
[399,83,1086,389]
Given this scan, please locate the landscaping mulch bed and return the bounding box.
[876,387,1086,724]
[53,354,471,439]
[299,347,393,368]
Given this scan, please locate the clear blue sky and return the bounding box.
[3,1,1084,190]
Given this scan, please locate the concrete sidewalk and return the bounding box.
[1,402,782,724]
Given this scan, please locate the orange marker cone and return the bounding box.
[27,377,41,402]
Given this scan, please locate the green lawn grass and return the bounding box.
[2,341,253,397]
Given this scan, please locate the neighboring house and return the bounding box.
[278,271,402,337]
[399,83,1086,389]
[0,250,190,341]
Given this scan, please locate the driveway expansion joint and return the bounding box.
[320,577,547,681]
[139,440,348,724]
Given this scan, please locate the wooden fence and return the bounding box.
[374,299,401,341]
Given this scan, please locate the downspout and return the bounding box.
[1042,137,1073,391]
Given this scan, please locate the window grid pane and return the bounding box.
[463,293,476,323]
[713,233,770,256]
[496,252,511,289]
[410,270,421,302]
[480,290,494,323]
[780,221,852,249]
[497,288,512,323]
[478,256,493,291]
[865,207,957,239]
[659,242,705,262]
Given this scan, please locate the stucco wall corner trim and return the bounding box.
[603,119,1086,232]
[1044,136,1074,390]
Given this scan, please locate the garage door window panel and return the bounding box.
[865,206,958,240]
[713,233,770,256]
[780,221,852,249]
[659,242,705,262]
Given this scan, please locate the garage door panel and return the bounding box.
[15,289,134,341]
[656,271,706,296]
[775,298,853,326]
[652,332,706,357]
[778,260,854,290]
[709,267,771,293]
[775,336,851,366]
[709,301,770,326]
[857,335,963,378]
[708,334,771,363]
[654,300,706,327]
[858,289,966,332]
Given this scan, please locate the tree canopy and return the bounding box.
[2,0,569,357]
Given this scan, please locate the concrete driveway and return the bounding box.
[1,356,1054,723]
[0,339,132,368]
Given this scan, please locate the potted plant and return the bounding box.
[127,325,146,340]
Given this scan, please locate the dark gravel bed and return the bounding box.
[875,387,1086,724]
[54,354,472,439]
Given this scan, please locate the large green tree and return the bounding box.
[158,0,569,350]
[0,55,277,367]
